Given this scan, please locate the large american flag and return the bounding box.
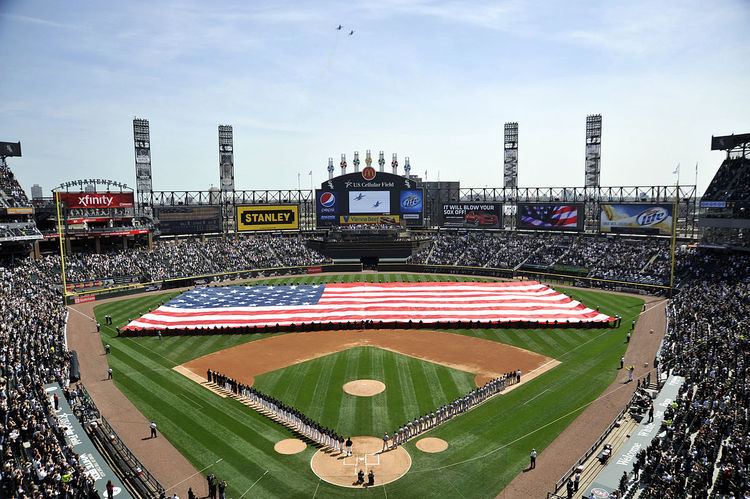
[520,205,579,229]
[122,281,612,331]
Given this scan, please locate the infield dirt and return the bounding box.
[181,329,559,388]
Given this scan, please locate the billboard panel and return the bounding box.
[517,203,583,231]
[236,205,299,231]
[155,206,223,235]
[442,203,502,228]
[315,171,423,227]
[399,190,423,220]
[600,203,673,235]
[339,215,400,225]
[0,141,22,157]
[56,192,135,209]
[315,190,340,226]
[349,191,391,213]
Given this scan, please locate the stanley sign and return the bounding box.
[236,205,300,231]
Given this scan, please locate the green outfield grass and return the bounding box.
[253,346,477,437]
[94,273,643,498]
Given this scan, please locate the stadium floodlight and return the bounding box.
[585,115,602,189]
[218,125,235,192]
[133,118,153,206]
[503,122,519,189]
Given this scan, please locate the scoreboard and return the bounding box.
[316,169,423,227]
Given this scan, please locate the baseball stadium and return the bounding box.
[2,3,749,499]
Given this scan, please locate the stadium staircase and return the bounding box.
[425,243,436,263]
[571,413,639,498]
[514,253,533,271]
[639,254,659,276]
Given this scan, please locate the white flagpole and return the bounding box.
[694,162,698,190]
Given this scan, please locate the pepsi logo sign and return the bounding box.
[362,166,376,181]
[636,207,668,226]
[320,192,336,207]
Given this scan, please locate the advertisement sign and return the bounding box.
[442,203,501,228]
[73,295,97,304]
[700,200,727,208]
[316,171,422,227]
[349,191,391,213]
[236,205,299,231]
[600,203,673,235]
[44,384,128,497]
[5,207,33,215]
[399,190,423,216]
[155,206,223,235]
[517,203,582,231]
[315,190,340,226]
[339,215,400,225]
[56,192,135,209]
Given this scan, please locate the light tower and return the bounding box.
[327,157,334,180]
[585,115,602,188]
[365,150,372,169]
[132,118,153,208]
[404,156,411,177]
[503,122,518,189]
[353,151,360,172]
[378,151,385,172]
[218,125,235,192]
[340,154,347,176]
[391,153,398,175]
[584,114,603,232]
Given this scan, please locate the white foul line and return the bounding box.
[239,470,268,498]
[523,388,550,405]
[167,458,223,490]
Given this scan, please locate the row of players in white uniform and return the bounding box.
[211,368,521,453]
[385,369,521,451]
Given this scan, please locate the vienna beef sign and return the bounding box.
[56,192,135,209]
[236,204,300,231]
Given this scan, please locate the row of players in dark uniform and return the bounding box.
[207,370,346,451]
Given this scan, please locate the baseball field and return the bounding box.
[92,273,644,498]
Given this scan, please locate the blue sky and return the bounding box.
[0,0,748,195]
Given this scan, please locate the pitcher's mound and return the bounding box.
[310,436,411,488]
[416,437,449,453]
[274,439,306,455]
[343,379,386,397]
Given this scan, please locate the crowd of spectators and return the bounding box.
[61,234,325,283]
[630,250,750,497]
[0,259,99,497]
[411,230,672,285]
[0,163,30,208]
[703,157,750,201]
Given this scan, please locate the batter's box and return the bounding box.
[342,455,365,467]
